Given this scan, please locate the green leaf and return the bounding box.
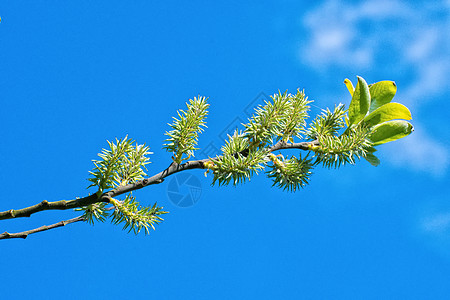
[364,102,412,127]
[369,120,414,146]
[366,146,377,153]
[343,78,354,96]
[364,153,380,166]
[348,76,371,125]
[369,81,397,112]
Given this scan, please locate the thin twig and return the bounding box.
[0,215,85,240]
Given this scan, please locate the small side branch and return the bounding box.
[0,215,85,240]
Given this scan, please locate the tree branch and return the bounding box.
[0,215,85,240]
[0,160,208,221]
[0,140,317,222]
[0,194,99,220]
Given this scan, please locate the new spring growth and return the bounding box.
[0,76,415,240]
[307,144,319,151]
[269,153,285,169]
[203,160,216,177]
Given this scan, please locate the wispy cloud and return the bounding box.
[301,0,414,70]
[300,0,450,80]
[422,213,450,233]
[384,125,449,177]
[413,207,450,261]
[299,0,449,177]
[301,0,449,103]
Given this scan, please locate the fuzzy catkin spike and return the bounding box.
[87,136,152,193]
[110,195,168,235]
[163,96,209,163]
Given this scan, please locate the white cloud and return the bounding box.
[300,0,450,177]
[413,206,450,261]
[300,0,414,69]
[402,59,450,111]
[302,0,373,68]
[357,0,413,19]
[300,0,450,105]
[422,213,450,233]
[406,28,439,61]
[384,125,449,177]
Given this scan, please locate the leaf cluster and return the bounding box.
[343,76,413,165]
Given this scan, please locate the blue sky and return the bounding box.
[1,0,449,299]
